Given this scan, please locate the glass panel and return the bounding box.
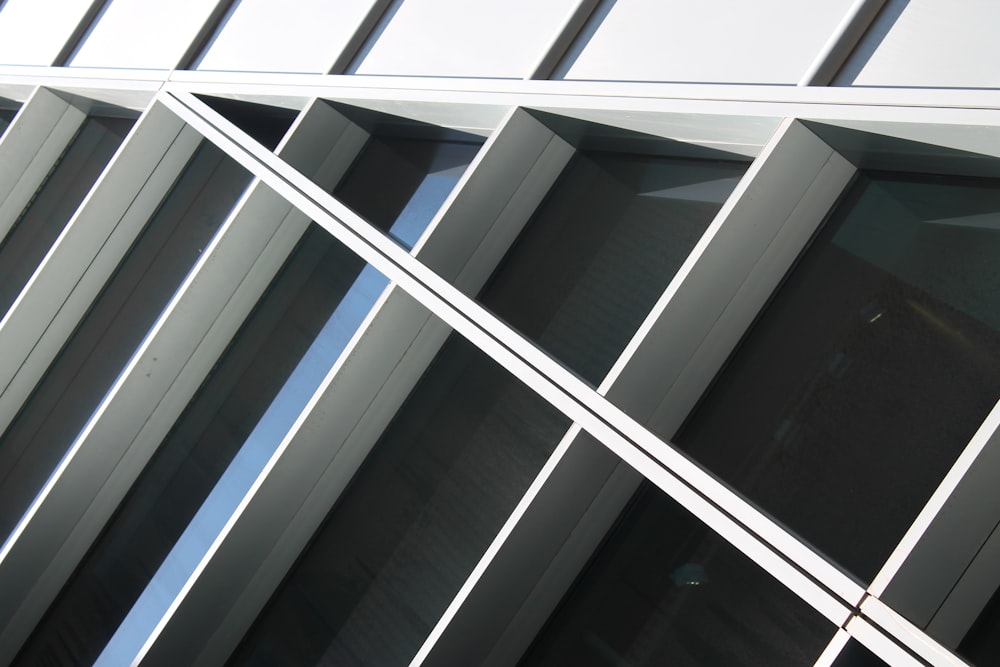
[334,135,481,248]
[0,107,15,134]
[832,639,889,666]
[196,96,298,151]
[958,583,1000,665]
[0,116,133,316]
[481,151,745,385]
[229,334,573,666]
[14,134,478,666]
[521,480,833,666]
[0,142,251,543]
[14,224,382,666]
[671,172,1000,580]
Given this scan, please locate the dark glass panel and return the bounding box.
[0,107,15,134]
[196,95,298,151]
[672,172,1000,580]
[0,116,133,315]
[0,142,251,542]
[230,334,572,666]
[228,148,742,666]
[958,583,1000,665]
[226,147,743,666]
[521,481,832,666]
[334,135,481,247]
[14,135,478,665]
[481,151,744,385]
[832,639,889,666]
[13,225,368,666]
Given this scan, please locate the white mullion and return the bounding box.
[162,90,862,619]
[813,629,852,667]
[408,424,586,666]
[845,616,928,667]
[0,86,86,237]
[0,174,312,665]
[413,115,858,665]
[0,100,196,437]
[410,419,851,667]
[871,399,1000,595]
[860,597,968,666]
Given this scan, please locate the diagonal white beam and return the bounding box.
[161,90,863,622]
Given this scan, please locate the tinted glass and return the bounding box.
[14,137,478,666]
[334,135,481,248]
[230,333,572,666]
[521,481,833,666]
[0,107,15,134]
[481,151,744,385]
[0,142,251,546]
[672,172,1000,580]
[958,583,1000,665]
[832,639,889,666]
[0,116,132,315]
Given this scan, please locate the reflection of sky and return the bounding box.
[97,163,466,666]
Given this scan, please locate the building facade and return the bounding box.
[0,0,998,664]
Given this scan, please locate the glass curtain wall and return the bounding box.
[12,135,481,666]
[669,171,1000,581]
[522,167,1000,664]
[521,479,834,666]
[0,115,133,315]
[231,149,747,665]
[0,141,252,543]
[0,108,15,135]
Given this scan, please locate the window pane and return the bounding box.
[521,481,833,666]
[13,135,478,666]
[0,142,251,544]
[14,225,382,666]
[230,334,572,666]
[0,107,16,134]
[0,116,133,316]
[334,135,481,248]
[833,639,889,666]
[481,151,744,385]
[958,584,1000,665]
[672,172,1000,580]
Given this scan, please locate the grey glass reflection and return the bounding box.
[672,172,1000,580]
[14,225,372,666]
[482,151,745,385]
[15,136,478,666]
[196,96,298,151]
[230,334,572,666]
[0,116,132,315]
[0,108,15,135]
[832,639,888,666]
[334,135,481,247]
[958,584,1000,665]
[227,149,742,666]
[0,142,251,545]
[521,481,833,666]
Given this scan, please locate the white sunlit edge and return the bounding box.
[161,88,858,636]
